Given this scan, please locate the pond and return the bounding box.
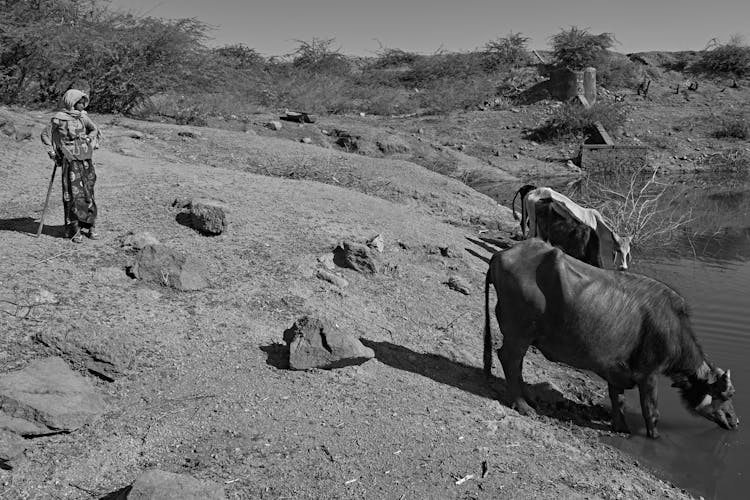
[482,172,750,499]
[600,173,750,500]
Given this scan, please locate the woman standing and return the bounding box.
[40,89,102,243]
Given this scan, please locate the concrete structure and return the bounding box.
[548,67,597,106]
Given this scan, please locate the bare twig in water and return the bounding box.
[572,166,693,247]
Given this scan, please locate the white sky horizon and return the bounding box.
[108,0,750,58]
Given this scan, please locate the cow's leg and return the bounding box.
[608,384,630,434]
[638,375,660,439]
[524,197,536,239]
[498,338,534,415]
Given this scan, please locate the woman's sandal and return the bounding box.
[87,230,100,240]
[71,231,84,244]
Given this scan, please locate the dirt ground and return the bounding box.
[1,73,746,499]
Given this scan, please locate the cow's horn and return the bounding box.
[695,394,713,410]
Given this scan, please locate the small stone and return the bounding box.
[445,276,471,295]
[301,137,312,144]
[266,121,282,131]
[366,234,385,253]
[316,269,348,288]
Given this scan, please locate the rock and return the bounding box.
[283,316,374,370]
[0,357,108,436]
[316,269,348,288]
[34,322,134,381]
[125,130,144,139]
[333,130,361,151]
[376,137,410,154]
[187,199,226,235]
[109,470,226,500]
[129,244,209,291]
[445,276,471,295]
[366,234,385,253]
[300,137,312,144]
[333,241,378,274]
[0,429,27,466]
[266,121,282,131]
[121,231,160,250]
[317,253,335,270]
[0,118,16,139]
[177,130,200,139]
[439,245,460,258]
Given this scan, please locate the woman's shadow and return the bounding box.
[0,217,66,238]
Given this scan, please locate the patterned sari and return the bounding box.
[40,89,101,235]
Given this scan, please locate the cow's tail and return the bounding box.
[483,259,495,377]
[511,188,521,221]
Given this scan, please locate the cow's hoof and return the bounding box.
[512,400,536,416]
[646,428,660,439]
[611,421,630,434]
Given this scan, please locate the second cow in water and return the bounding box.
[513,185,631,270]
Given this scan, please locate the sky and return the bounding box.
[108,0,750,57]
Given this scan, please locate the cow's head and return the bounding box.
[673,367,739,430]
[612,235,632,270]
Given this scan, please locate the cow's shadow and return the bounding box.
[361,339,611,432]
[0,217,66,238]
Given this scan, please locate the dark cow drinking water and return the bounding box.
[483,239,739,438]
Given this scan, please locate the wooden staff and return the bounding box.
[35,161,58,238]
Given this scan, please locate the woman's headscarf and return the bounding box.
[56,89,89,120]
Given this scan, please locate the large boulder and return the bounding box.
[129,244,209,291]
[34,321,134,381]
[0,357,108,436]
[0,429,27,467]
[283,316,375,370]
[107,470,226,500]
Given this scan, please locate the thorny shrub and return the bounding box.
[570,167,693,247]
[526,101,628,143]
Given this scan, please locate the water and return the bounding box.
[481,172,750,499]
[587,175,750,500]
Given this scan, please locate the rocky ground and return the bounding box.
[1,66,747,499]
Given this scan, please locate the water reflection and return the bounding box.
[602,419,737,499]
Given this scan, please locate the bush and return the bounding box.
[417,75,497,113]
[288,38,351,76]
[691,40,750,81]
[526,101,628,142]
[398,51,487,88]
[596,53,643,89]
[713,115,749,139]
[550,26,616,70]
[483,32,533,71]
[0,1,218,113]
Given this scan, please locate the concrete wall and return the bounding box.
[579,145,650,173]
[548,67,597,105]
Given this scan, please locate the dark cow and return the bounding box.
[511,184,537,237]
[534,198,602,267]
[483,239,738,438]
